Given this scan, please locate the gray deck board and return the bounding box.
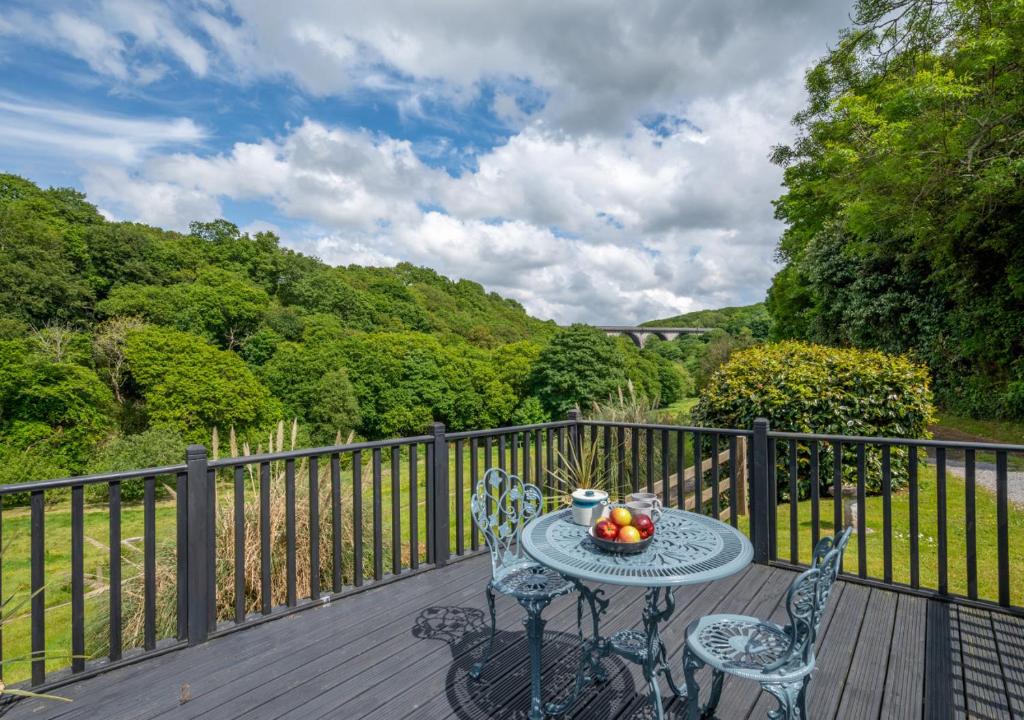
[0,554,1017,720]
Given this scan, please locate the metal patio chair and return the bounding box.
[682,527,853,719]
[469,467,579,720]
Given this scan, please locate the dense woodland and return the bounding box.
[767,0,1024,419]
[0,174,697,487]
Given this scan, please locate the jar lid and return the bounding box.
[571,488,608,503]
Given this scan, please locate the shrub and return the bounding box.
[693,341,935,498]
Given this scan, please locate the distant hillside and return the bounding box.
[643,303,770,340]
[0,173,682,484]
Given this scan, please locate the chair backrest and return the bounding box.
[470,467,544,582]
[764,526,853,673]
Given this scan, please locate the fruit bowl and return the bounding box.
[587,526,654,554]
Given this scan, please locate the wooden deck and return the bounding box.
[3,554,1021,720]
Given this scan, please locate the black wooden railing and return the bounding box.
[1,415,1021,691]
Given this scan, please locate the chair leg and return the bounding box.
[797,676,810,719]
[469,584,497,680]
[763,681,802,720]
[682,647,704,720]
[705,669,725,715]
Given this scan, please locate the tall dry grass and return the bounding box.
[87,421,406,656]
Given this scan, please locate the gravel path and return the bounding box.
[939,456,1024,506]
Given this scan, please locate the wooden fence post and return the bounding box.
[431,423,450,567]
[186,444,212,645]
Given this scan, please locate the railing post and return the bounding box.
[186,445,212,645]
[431,423,450,567]
[750,418,771,564]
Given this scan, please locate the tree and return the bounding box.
[122,325,281,439]
[768,0,1024,417]
[530,325,628,416]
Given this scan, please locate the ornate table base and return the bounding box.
[547,581,687,720]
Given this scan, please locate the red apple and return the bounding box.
[633,515,654,539]
[594,519,618,540]
[618,525,642,543]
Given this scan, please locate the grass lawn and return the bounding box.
[737,461,1024,607]
[932,411,1024,445]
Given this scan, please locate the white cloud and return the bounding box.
[0,95,205,164]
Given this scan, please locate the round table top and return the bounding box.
[521,507,753,587]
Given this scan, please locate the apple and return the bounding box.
[594,519,618,541]
[618,525,642,543]
[633,515,654,539]
[610,507,632,527]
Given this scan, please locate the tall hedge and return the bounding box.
[693,341,935,498]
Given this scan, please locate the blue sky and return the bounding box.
[0,0,852,323]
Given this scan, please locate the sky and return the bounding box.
[0,0,853,324]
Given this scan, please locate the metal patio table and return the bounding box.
[521,507,753,719]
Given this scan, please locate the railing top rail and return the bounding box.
[0,463,188,495]
[767,429,1024,453]
[206,434,434,468]
[445,420,574,440]
[580,419,753,436]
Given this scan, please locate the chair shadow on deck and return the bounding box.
[413,606,638,719]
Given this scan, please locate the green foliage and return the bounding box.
[644,303,771,340]
[86,427,186,502]
[530,325,629,416]
[768,0,1024,418]
[122,326,281,439]
[259,342,361,443]
[694,341,935,497]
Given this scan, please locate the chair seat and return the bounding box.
[492,563,576,600]
[686,614,810,682]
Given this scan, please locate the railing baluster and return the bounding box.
[285,459,297,606]
[711,432,721,520]
[485,436,495,518]
[455,440,464,556]
[997,451,1009,606]
[882,446,892,585]
[545,428,554,504]
[331,453,342,593]
[631,428,640,495]
[856,443,866,578]
[497,435,507,525]
[523,429,531,484]
[810,441,820,548]
[391,447,402,576]
[557,427,566,486]
[677,430,686,510]
[661,428,670,507]
[645,427,654,494]
[372,448,383,582]
[260,461,271,612]
[936,446,947,595]
[309,456,320,600]
[71,484,85,672]
[31,489,45,685]
[909,448,919,588]
[964,448,977,600]
[511,432,518,478]
[767,437,776,558]
[728,435,738,526]
[789,439,798,563]
[352,451,364,587]
[144,475,157,650]
[176,470,188,641]
[109,481,122,661]
[694,431,704,515]
[409,444,419,569]
[603,426,612,497]
[470,438,480,550]
[534,429,542,496]
[618,426,626,501]
[234,465,245,623]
